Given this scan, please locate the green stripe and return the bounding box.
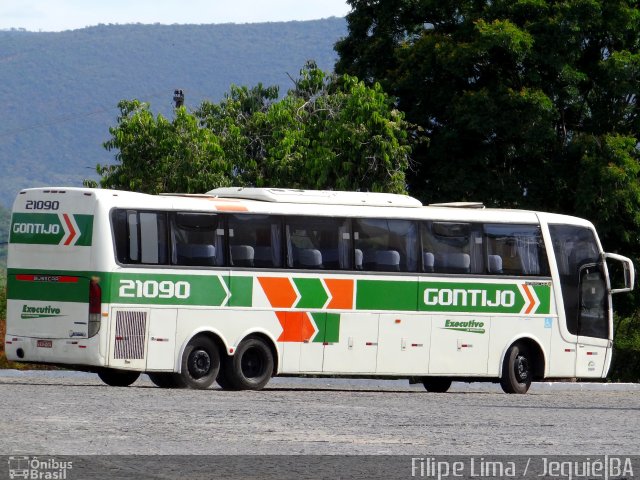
[310,313,341,343]
[108,272,228,306]
[9,213,93,246]
[294,278,328,309]
[7,268,552,315]
[419,281,526,314]
[74,215,94,246]
[223,275,253,307]
[533,284,551,314]
[354,279,551,314]
[356,280,418,311]
[8,273,90,303]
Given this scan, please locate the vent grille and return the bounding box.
[113,311,147,360]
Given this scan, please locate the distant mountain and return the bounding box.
[0,19,346,208]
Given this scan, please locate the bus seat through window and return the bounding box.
[488,255,503,274]
[435,253,471,274]
[298,248,323,268]
[231,245,254,267]
[354,249,363,270]
[176,244,216,266]
[423,252,435,273]
[376,250,401,272]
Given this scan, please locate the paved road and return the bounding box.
[1,371,639,456]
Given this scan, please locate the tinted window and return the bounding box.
[112,210,168,265]
[353,218,418,272]
[285,217,351,269]
[171,212,224,267]
[228,214,282,268]
[484,224,549,276]
[421,222,483,274]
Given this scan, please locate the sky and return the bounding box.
[0,0,351,32]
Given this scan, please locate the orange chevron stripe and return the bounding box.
[276,311,316,342]
[62,214,76,246]
[258,277,297,308]
[522,284,536,314]
[202,197,249,211]
[324,278,354,310]
[212,203,249,212]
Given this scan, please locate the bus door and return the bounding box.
[575,262,611,377]
[548,225,611,377]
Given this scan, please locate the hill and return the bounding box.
[0,19,346,209]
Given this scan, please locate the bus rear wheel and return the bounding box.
[422,377,452,393]
[179,336,220,389]
[216,359,235,390]
[500,342,532,394]
[98,369,140,387]
[223,336,274,390]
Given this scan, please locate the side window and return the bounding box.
[285,217,352,270]
[353,218,418,272]
[228,214,282,268]
[111,209,168,265]
[421,222,482,274]
[484,224,549,276]
[112,209,129,263]
[171,212,224,267]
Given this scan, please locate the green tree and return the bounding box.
[336,0,640,251]
[90,62,412,195]
[86,100,232,194]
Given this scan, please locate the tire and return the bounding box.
[179,336,220,389]
[216,358,236,390]
[223,336,274,390]
[500,342,533,394]
[147,372,186,389]
[98,369,140,387]
[422,377,452,393]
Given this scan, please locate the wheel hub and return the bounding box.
[515,355,529,381]
[189,350,211,378]
[241,349,263,378]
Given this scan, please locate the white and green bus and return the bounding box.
[5,187,635,393]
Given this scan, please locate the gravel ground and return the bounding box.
[1,370,639,456]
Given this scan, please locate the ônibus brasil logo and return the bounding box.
[10,213,93,246]
[8,456,73,479]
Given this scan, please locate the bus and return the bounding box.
[4,187,634,394]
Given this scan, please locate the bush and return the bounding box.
[609,313,640,382]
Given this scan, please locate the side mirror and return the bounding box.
[604,253,635,294]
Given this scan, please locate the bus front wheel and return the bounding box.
[179,336,220,389]
[224,336,274,390]
[500,342,532,394]
[98,369,140,387]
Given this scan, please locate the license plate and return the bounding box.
[37,340,52,348]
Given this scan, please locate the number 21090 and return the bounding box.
[119,279,190,299]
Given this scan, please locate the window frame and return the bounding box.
[110,208,552,278]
